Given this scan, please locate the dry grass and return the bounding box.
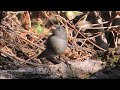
[0,11,120,69]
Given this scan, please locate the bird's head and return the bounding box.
[51,25,67,39]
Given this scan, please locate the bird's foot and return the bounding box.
[61,59,71,68]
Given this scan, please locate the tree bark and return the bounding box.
[0,59,106,79]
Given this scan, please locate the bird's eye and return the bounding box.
[57,27,60,29]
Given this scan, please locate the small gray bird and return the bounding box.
[37,25,67,64]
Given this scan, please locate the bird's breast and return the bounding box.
[48,36,67,54]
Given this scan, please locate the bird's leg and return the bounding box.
[59,55,71,67]
[46,56,61,64]
[63,60,71,67]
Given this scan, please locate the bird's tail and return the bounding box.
[37,50,61,64]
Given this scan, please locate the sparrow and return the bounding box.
[37,25,67,64]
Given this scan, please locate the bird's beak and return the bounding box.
[51,25,57,33]
[48,32,52,36]
[51,26,56,30]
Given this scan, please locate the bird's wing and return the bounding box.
[45,35,56,52]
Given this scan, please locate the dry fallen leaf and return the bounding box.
[66,11,83,20]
